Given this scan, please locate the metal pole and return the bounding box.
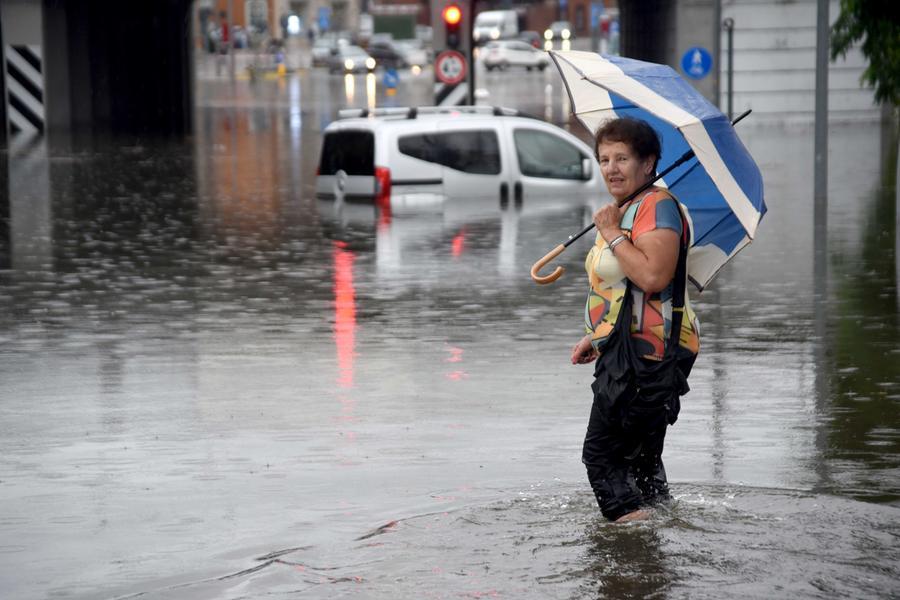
[814,0,829,303]
[713,0,722,109]
[723,17,734,121]
[812,0,832,496]
[228,0,235,82]
[468,0,475,105]
[814,0,829,218]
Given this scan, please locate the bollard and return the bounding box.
[544,83,553,122]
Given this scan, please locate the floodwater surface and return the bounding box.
[0,65,898,599]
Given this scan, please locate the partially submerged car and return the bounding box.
[315,106,601,215]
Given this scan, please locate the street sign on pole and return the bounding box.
[317,7,330,32]
[435,50,466,85]
[680,46,713,80]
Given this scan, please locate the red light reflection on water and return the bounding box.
[444,345,468,380]
[333,242,356,389]
[451,230,465,257]
[445,346,464,363]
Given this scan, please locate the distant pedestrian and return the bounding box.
[219,13,230,54]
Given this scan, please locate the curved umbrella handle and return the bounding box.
[530,244,567,284]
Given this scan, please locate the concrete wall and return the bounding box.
[674,0,718,104]
[720,0,881,122]
[0,0,40,44]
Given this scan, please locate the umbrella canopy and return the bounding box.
[549,50,766,290]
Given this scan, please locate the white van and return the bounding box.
[473,10,518,45]
[315,106,601,215]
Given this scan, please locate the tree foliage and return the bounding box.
[830,0,900,105]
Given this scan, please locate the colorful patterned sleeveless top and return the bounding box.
[583,189,701,361]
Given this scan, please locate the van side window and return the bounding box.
[399,130,501,175]
[513,129,587,180]
[319,130,375,175]
[397,133,440,164]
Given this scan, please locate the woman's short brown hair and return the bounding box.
[594,118,661,173]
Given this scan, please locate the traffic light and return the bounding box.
[442,3,462,49]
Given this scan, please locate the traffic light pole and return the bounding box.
[432,1,473,106]
[467,0,475,105]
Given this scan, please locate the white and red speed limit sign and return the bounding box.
[434,50,467,85]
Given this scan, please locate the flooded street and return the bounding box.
[1,64,898,599]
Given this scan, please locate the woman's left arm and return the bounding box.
[614,229,679,293]
[594,199,681,293]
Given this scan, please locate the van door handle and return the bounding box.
[514,181,523,208]
[500,182,509,208]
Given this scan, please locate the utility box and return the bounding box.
[373,14,415,40]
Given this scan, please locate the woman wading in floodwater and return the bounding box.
[571,118,700,522]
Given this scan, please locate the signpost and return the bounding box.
[431,1,471,106]
[383,67,399,96]
[317,6,330,32]
[435,50,467,85]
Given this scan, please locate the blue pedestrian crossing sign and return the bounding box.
[681,46,712,80]
[317,7,330,32]
[383,68,399,89]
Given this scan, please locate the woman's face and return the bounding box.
[596,140,655,202]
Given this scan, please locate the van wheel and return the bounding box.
[526,66,532,71]
[538,63,547,71]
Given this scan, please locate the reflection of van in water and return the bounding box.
[473,10,518,44]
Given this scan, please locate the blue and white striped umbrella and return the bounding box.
[550,50,766,290]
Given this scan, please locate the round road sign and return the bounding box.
[435,50,467,85]
[681,46,713,79]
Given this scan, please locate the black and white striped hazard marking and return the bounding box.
[434,82,468,106]
[4,45,45,135]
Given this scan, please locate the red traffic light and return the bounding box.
[442,4,462,26]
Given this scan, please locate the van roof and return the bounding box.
[334,105,536,122]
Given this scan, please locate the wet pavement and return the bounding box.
[1,62,898,599]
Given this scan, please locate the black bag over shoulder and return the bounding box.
[590,209,692,432]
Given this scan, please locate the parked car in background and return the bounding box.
[366,37,405,68]
[482,40,549,71]
[325,44,376,74]
[366,36,429,69]
[395,39,428,68]
[544,20,573,41]
[311,33,350,66]
[316,106,600,213]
